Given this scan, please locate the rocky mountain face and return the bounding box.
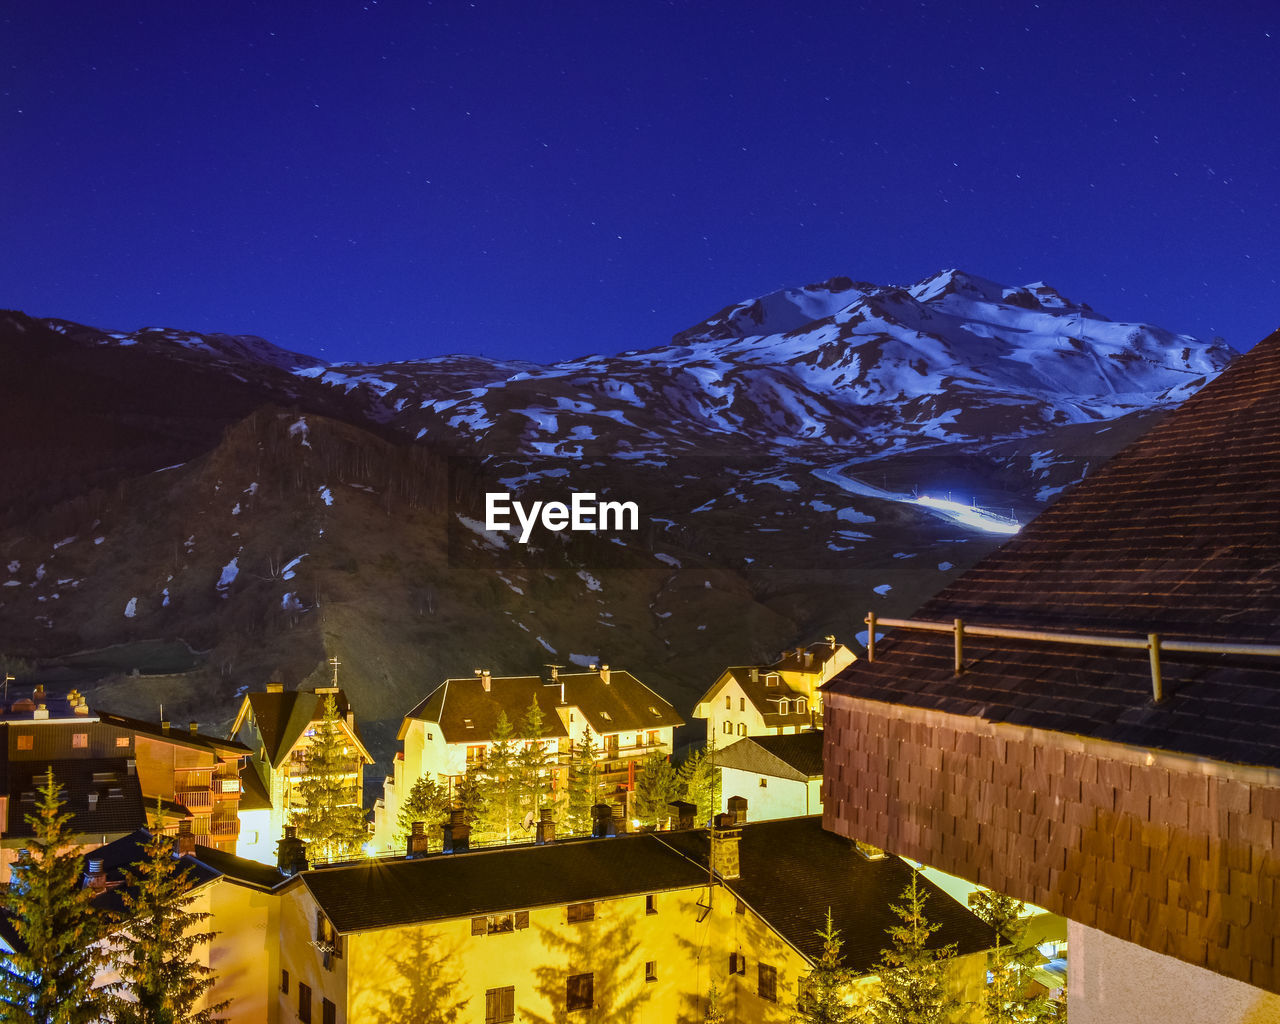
[0,271,1234,764]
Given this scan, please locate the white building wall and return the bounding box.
[719,770,810,820]
[1068,921,1280,1024]
[236,807,276,866]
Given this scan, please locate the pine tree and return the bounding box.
[969,890,1056,1024]
[477,710,520,843]
[453,774,486,832]
[113,824,230,1024]
[792,908,856,1024]
[514,698,553,817]
[564,732,601,835]
[632,748,676,828]
[394,775,451,846]
[290,693,367,862]
[0,768,117,1023]
[863,871,960,1024]
[677,740,721,825]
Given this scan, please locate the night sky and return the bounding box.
[4,1,1277,365]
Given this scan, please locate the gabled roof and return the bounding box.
[238,759,271,811]
[403,670,683,744]
[717,732,825,782]
[2,758,145,839]
[94,710,250,759]
[694,642,851,721]
[826,329,1280,769]
[234,688,373,769]
[296,833,708,934]
[659,816,994,973]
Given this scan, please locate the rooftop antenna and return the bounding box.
[329,656,341,687]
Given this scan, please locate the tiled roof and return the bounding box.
[297,833,709,934]
[238,760,272,811]
[240,689,371,769]
[717,732,825,782]
[404,670,682,744]
[826,329,1280,769]
[659,816,994,973]
[3,758,145,839]
[94,710,250,758]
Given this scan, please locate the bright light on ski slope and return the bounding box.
[812,463,1021,536]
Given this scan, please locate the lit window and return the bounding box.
[724,695,731,709]
[485,986,515,1024]
[16,735,32,751]
[115,736,130,747]
[759,778,768,788]
[765,674,779,687]
[723,721,732,735]
[758,963,777,1002]
[566,973,593,1012]
[72,733,88,749]
[567,902,595,923]
[739,697,745,712]
[737,723,746,736]
[645,960,657,983]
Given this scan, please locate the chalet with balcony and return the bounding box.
[231,683,374,863]
[692,639,853,744]
[823,329,1280,1022]
[372,665,683,852]
[0,690,250,880]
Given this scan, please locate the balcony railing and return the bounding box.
[209,820,240,838]
[177,789,214,811]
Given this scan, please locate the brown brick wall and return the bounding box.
[823,694,1280,995]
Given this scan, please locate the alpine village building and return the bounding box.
[373,664,684,852]
[823,328,1280,1022]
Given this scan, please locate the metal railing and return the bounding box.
[864,611,1280,703]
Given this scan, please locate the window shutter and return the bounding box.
[471,916,487,936]
[514,910,529,929]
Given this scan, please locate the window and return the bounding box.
[777,699,790,715]
[298,982,312,1023]
[797,698,807,716]
[599,710,612,722]
[567,902,595,923]
[737,723,746,736]
[645,960,657,983]
[646,730,659,746]
[729,952,746,975]
[280,969,289,993]
[426,731,433,740]
[758,963,777,1002]
[115,736,130,748]
[735,898,746,916]
[566,973,593,1012]
[322,999,335,1024]
[722,721,732,735]
[316,912,343,960]
[485,986,515,1023]
[739,697,745,711]
[724,695,731,709]
[466,745,485,767]
[16,735,32,751]
[645,894,657,915]
[489,914,514,934]
[759,777,768,788]
[765,673,779,687]
[72,733,88,749]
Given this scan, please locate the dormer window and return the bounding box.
[777,699,790,715]
[599,711,611,722]
[797,698,807,716]
[765,674,779,687]
[464,718,474,729]
[650,706,661,717]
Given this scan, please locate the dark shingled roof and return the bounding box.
[717,732,825,782]
[93,710,250,758]
[3,758,145,839]
[826,328,1280,769]
[238,759,272,811]
[403,670,683,744]
[298,833,708,934]
[659,817,995,973]
[241,688,370,769]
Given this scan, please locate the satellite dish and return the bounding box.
[522,811,536,831]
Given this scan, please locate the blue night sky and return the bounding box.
[3,1,1277,364]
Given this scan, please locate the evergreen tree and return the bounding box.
[632,748,676,828]
[453,774,486,832]
[564,733,601,835]
[0,768,117,1024]
[792,908,855,1024]
[863,871,960,1024]
[113,824,230,1024]
[969,890,1056,1024]
[514,698,553,817]
[677,740,721,825]
[477,710,520,843]
[290,693,367,862]
[394,775,451,846]
[704,983,727,1024]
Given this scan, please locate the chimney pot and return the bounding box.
[711,817,742,880]
[276,827,309,876]
[442,811,471,854]
[600,664,611,685]
[175,818,196,857]
[84,858,107,891]
[668,800,697,830]
[727,796,748,824]
[536,807,556,845]
[161,720,170,733]
[189,721,199,735]
[591,803,615,838]
[266,682,284,693]
[407,820,431,858]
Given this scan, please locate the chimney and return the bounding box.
[536,807,556,845]
[591,803,615,838]
[599,664,610,685]
[406,820,431,859]
[87,792,99,811]
[161,719,170,734]
[711,813,742,880]
[266,682,284,693]
[727,795,748,825]
[126,758,136,776]
[346,710,354,727]
[33,704,49,720]
[442,809,471,854]
[276,825,310,876]
[476,669,491,692]
[84,858,107,891]
[804,652,813,668]
[175,818,196,857]
[551,666,560,681]
[668,800,696,831]
[750,667,759,683]
[188,721,199,735]
[610,803,626,835]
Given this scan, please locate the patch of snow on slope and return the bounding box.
[536,636,555,654]
[217,557,240,592]
[282,592,305,612]
[6,561,18,573]
[281,555,307,580]
[654,553,681,568]
[232,503,241,515]
[838,508,875,525]
[162,587,170,607]
[874,584,892,596]
[457,516,509,549]
[318,487,333,506]
[53,536,75,550]
[578,571,602,592]
[938,561,954,571]
[289,418,311,447]
[569,653,598,667]
[124,597,137,618]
